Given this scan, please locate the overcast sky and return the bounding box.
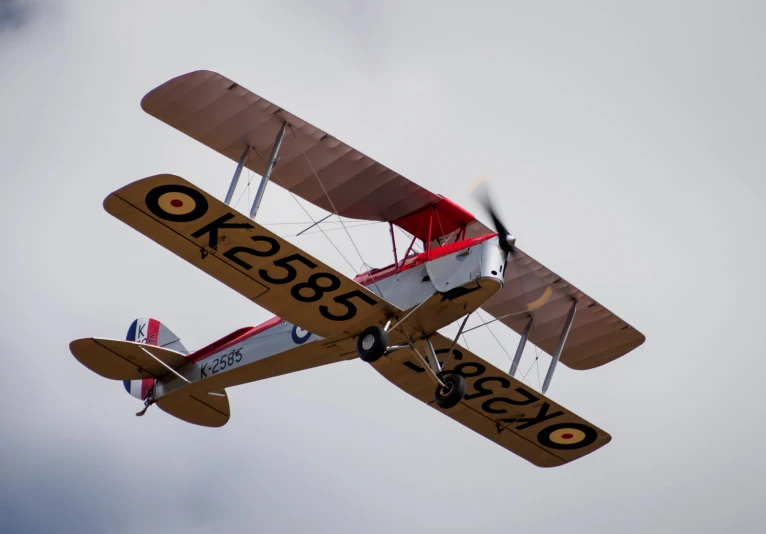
[2,1,765,532]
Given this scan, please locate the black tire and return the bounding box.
[357,325,388,363]
[434,374,466,409]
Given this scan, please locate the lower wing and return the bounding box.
[372,333,611,467]
[103,174,399,339]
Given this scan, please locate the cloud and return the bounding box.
[0,0,32,31]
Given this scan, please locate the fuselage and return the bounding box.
[153,233,506,399]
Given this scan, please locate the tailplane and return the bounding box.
[69,317,230,427]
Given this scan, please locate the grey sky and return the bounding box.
[1,1,765,532]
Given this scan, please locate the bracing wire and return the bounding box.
[228,167,359,274]
[282,221,382,237]
[395,226,423,254]
[434,208,446,243]
[475,309,513,364]
[287,192,358,273]
[519,347,541,384]
[232,169,256,211]
[302,153,385,296]
[260,221,378,226]
[228,164,383,282]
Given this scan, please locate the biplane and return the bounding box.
[69,70,644,467]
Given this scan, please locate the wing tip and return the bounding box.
[68,337,120,380]
[140,69,226,113]
[564,330,647,371]
[103,173,187,216]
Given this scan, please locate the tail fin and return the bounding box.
[123,318,187,400]
[126,318,188,353]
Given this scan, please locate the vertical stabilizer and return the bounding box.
[123,318,187,400]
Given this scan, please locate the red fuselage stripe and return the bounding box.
[186,316,284,364]
[354,232,496,286]
[142,319,161,399]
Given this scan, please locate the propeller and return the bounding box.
[469,178,516,253]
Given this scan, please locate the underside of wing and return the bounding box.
[104,174,399,339]
[141,70,441,223]
[467,220,645,370]
[157,387,230,428]
[372,332,611,467]
[70,338,189,380]
[140,70,478,243]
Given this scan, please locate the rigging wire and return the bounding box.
[229,168,361,274]
[518,312,568,388]
[228,165,383,281]
[466,306,570,392]
[232,169,256,211]
[475,309,513,364]
[519,348,540,384]
[461,309,532,334]
[395,226,423,254]
[302,153,385,296]
[283,221,383,238]
[434,208,446,243]
[287,192,358,273]
[260,220,376,226]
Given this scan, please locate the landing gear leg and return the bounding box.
[358,318,468,409]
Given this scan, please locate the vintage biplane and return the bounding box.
[69,70,644,467]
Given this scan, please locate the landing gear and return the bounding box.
[357,318,466,409]
[357,325,388,363]
[136,385,156,417]
[434,374,466,409]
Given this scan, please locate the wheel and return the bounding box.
[357,325,388,363]
[434,374,466,409]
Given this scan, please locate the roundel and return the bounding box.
[145,184,209,223]
[291,325,312,344]
[537,422,598,450]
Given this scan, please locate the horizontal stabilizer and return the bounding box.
[157,387,230,427]
[69,338,189,380]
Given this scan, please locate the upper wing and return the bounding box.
[466,221,645,370]
[141,70,643,369]
[140,70,450,227]
[104,174,398,338]
[373,332,611,467]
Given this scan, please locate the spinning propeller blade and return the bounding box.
[469,179,516,253]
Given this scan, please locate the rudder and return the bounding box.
[123,318,187,400]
